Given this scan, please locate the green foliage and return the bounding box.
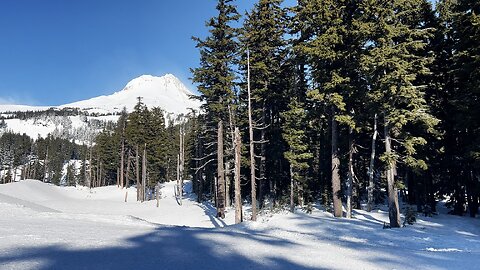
[282,98,313,182]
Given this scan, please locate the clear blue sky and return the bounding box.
[0,0,293,106]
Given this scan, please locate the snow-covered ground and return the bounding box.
[0,180,478,270]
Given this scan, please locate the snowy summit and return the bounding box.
[61,74,201,115]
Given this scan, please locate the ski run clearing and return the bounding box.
[0,180,478,270]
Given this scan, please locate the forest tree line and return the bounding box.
[0,0,478,228]
[190,0,479,226]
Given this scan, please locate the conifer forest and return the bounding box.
[1,0,479,228]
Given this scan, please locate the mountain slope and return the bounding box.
[60,74,201,115]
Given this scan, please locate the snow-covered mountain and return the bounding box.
[0,74,201,141]
[1,74,201,115]
[60,74,201,115]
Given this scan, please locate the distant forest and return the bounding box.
[0,0,478,227]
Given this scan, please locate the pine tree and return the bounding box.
[191,0,240,219]
[361,0,438,227]
[294,0,367,218]
[282,98,312,212]
[240,0,288,210]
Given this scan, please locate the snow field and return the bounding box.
[0,179,478,270]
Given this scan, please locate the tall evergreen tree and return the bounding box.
[240,0,288,209]
[282,98,312,211]
[191,0,240,219]
[361,0,438,227]
[293,0,367,218]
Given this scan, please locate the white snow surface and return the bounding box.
[0,180,479,270]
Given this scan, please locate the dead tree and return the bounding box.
[217,120,226,218]
[120,122,125,189]
[234,127,242,223]
[136,145,140,201]
[367,114,378,212]
[385,116,401,227]
[247,49,257,221]
[331,107,342,218]
[142,143,147,202]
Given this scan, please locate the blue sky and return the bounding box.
[0,0,294,106]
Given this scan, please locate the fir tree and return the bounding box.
[282,98,312,211]
[361,0,438,227]
[191,0,240,218]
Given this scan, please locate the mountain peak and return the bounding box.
[62,73,200,115]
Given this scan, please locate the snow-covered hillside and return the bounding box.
[0,74,201,141]
[0,179,478,270]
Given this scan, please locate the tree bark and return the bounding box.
[247,49,257,221]
[126,152,130,189]
[217,120,226,218]
[385,116,401,227]
[367,114,378,212]
[234,127,243,224]
[120,133,125,189]
[290,166,295,213]
[180,125,184,202]
[346,127,354,219]
[136,145,140,201]
[44,148,49,183]
[197,136,204,203]
[225,161,230,207]
[88,146,92,189]
[142,143,147,202]
[331,107,342,217]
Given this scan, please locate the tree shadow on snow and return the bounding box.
[269,210,480,270]
[0,225,323,270]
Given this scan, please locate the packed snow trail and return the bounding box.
[0,180,479,270]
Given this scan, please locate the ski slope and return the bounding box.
[0,180,479,270]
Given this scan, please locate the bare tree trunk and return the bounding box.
[346,128,354,219]
[259,104,267,208]
[88,146,92,189]
[198,137,204,203]
[142,144,147,202]
[179,125,184,204]
[44,148,49,183]
[290,166,295,213]
[367,114,378,212]
[225,162,230,207]
[100,161,104,187]
[217,121,226,219]
[234,127,242,224]
[331,107,342,217]
[156,184,160,208]
[120,134,125,189]
[136,145,140,201]
[227,105,236,209]
[126,152,131,189]
[385,116,401,227]
[247,49,257,221]
[116,167,119,187]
